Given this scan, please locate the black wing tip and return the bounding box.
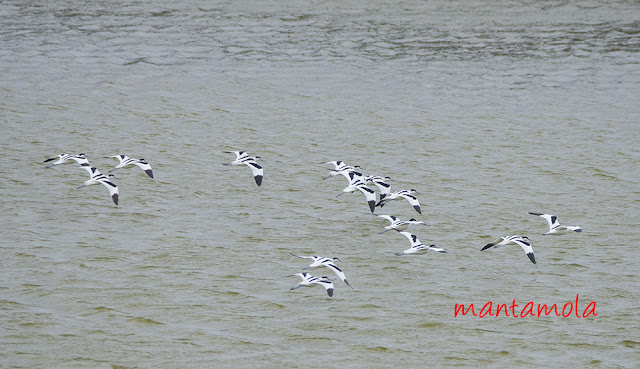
[413,205,422,214]
[574,229,582,232]
[481,243,493,251]
[145,169,154,178]
[529,212,543,216]
[112,193,119,206]
[368,200,376,213]
[527,253,536,264]
[327,288,334,297]
[255,175,263,186]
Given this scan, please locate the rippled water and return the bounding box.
[1,1,639,368]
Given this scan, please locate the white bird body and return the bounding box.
[336,171,377,213]
[43,153,88,168]
[394,230,446,255]
[322,161,362,180]
[290,253,352,288]
[481,235,536,264]
[224,151,263,186]
[364,175,392,200]
[77,164,119,205]
[289,272,334,297]
[529,212,581,235]
[374,214,428,234]
[106,155,154,178]
[376,189,422,214]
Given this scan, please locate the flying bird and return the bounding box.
[223,151,263,186]
[43,153,88,168]
[289,272,334,297]
[77,164,119,205]
[373,214,428,234]
[290,253,352,288]
[364,175,392,201]
[481,235,536,264]
[106,155,154,178]
[322,160,362,180]
[394,230,446,255]
[336,171,377,213]
[529,212,582,235]
[376,189,422,214]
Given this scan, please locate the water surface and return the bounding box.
[1,1,639,368]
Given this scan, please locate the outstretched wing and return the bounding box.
[396,230,421,247]
[229,151,246,160]
[427,245,447,253]
[311,279,334,297]
[244,160,263,186]
[513,238,536,264]
[529,212,558,232]
[366,177,392,200]
[323,261,352,288]
[481,237,504,251]
[132,160,154,178]
[69,155,89,166]
[290,253,314,260]
[400,193,421,214]
[109,155,128,165]
[375,214,397,224]
[99,178,119,205]
[357,185,376,213]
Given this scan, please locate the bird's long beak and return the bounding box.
[76,185,86,189]
[336,192,345,197]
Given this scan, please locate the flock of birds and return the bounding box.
[42,153,154,206]
[43,151,583,297]
[220,152,582,297]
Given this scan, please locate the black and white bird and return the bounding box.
[43,153,88,168]
[223,151,263,186]
[373,214,428,234]
[289,272,334,297]
[364,175,392,201]
[394,230,446,255]
[77,164,119,205]
[322,160,362,180]
[529,212,582,235]
[106,155,154,178]
[481,235,536,264]
[290,253,352,288]
[376,189,422,214]
[336,171,377,213]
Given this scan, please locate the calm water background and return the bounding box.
[1,0,639,368]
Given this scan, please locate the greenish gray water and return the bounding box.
[1,1,639,368]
